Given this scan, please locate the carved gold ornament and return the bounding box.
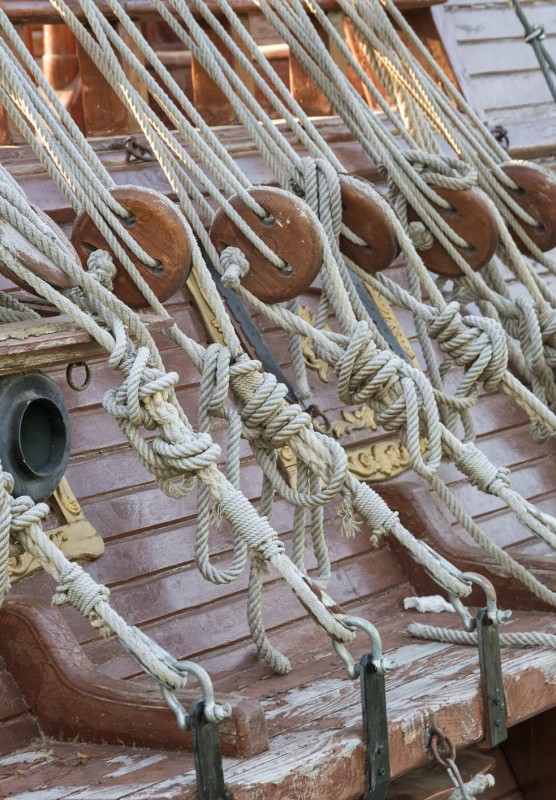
[9,477,104,583]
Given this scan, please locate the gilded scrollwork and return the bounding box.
[9,478,104,583]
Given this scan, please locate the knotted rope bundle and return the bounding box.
[1,0,556,648]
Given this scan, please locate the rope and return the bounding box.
[509,0,556,104]
[2,0,552,632]
[409,622,556,650]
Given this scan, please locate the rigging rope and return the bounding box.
[2,0,556,611]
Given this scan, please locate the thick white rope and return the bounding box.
[409,621,556,650]
[4,1,556,620]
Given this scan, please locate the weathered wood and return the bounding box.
[209,187,324,302]
[0,597,269,758]
[0,203,76,292]
[0,313,170,375]
[340,179,399,273]
[406,186,499,276]
[500,162,556,254]
[71,185,193,307]
[502,707,556,800]
[380,480,556,613]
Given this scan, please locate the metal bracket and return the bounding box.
[476,607,507,747]
[119,630,232,799]
[191,700,231,800]
[333,616,395,800]
[460,573,509,747]
[360,652,390,800]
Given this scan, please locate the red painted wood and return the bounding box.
[0,597,268,758]
[0,715,39,758]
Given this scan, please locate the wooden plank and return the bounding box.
[0,314,170,375]
[471,72,555,116]
[443,3,556,45]
[460,36,556,76]
[0,715,39,759]
[0,598,269,758]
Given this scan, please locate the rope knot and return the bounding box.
[449,773,495,800]
[336,322,443,474]
[427,302,508,390]
[220,246,250,289]
[239,371,312,447]
[104,346,221,496]
[228,357,312,448]
[456,444,510,493]
[52,562,111,632]
[87,249,117,290]
[408,220,434,251]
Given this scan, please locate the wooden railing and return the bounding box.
[0,0,455,140]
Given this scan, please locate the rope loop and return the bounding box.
[401,151,477,192]
[104,346,221,493]
[335,321,442,474]
[200,342,232,420]
[231,357,313,448]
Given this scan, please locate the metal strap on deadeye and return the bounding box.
[119,627,232,800]
[450,572,510,747]
[333,616,396,800]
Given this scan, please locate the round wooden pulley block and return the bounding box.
[407,186,499,277]
[0,205,76,293]
[339,179,399,273]
[209,186,324,303]
[71,185,192,308]
[499,162,556,254]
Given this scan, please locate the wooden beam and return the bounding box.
[0,597,269,758]
[0,313,170,375]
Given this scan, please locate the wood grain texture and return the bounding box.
[209,187,324,302]
[407,186,499,276]
[500,162,556,253]
[72,186,192,307]
[0,597,268,758]
[340,179,400,273]
[0,205,76,292]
